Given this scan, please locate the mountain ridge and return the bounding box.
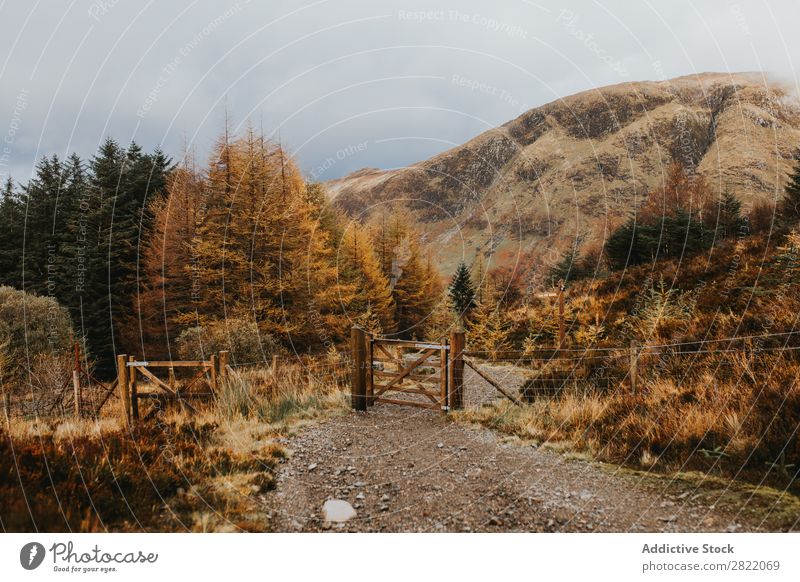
[327,72,800,275]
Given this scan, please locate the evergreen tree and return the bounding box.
[605,217,647,269]
[780,159,800,229]
[548,241,583,287]
[18,155,67,296]
[606,211,709,270]
[448,261,476,322]
[0,178,22,288]
[56,139,172,373]
[705,188,744,240]
[647,210,708,260]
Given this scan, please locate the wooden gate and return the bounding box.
[351,327,468,413]
[117,353,223,424]
[370,338,449,411]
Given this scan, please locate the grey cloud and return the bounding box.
[1,0,799,184]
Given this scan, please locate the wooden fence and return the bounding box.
[350,328,661,412]
[116,352,227,426]
[2,343,119,419]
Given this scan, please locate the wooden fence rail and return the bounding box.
[116,352,227,426]
[351,328,652,412]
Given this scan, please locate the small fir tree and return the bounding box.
[780,159,800,229]
[448,261,476,322]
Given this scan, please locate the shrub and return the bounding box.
[14,352,75,416]
[175,318,281,364]
[0,286,73,379]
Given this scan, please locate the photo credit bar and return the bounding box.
[0,533,797,580]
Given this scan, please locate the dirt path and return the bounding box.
[264,404,789,532]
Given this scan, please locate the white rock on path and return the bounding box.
[323,499,357,523]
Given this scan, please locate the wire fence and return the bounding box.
[462,334,800,402]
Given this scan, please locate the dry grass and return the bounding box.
[456,355,800,492]
[216,363,348,426]
[1,360,348,532]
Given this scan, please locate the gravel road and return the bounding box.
[264,403,791,532]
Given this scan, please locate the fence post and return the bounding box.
[210,353,218,393]
[558,280,566,350]
[117,354,131,427]
[440,341,449,413]
[449,329,465,410]
[218,351,229,382]
[366,333,375,406]
[630,340,639,394]
[351,326,368,411]
[271,354,279,376]
[1,385,8,421]
[72,342,81,418]
[128,355,139,421]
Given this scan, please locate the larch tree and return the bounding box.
[468,298,512,360]
[136,162,205,358]
[187,129,344,348]
[337,220,395,334]
[392,237,439,339]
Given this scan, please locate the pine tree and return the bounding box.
[605,217,646,269]
[55,139,172,373]
[780,159,800,230]
[52,153,89,318]
[548,241,582,287]
[448,261,476,322]
[705,187,744,240]
[0,178,22,288]
[18,155,67,296]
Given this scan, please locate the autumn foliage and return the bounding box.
[136,129,441,361]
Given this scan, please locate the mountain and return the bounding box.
[326,72,800,278]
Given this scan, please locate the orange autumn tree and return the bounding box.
[392,236,441,339]
[335,220,395,334]
[134,161,206,358]
[178,129,347,349]
[638,162,710,223]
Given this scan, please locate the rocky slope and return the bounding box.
[327,72,800,275]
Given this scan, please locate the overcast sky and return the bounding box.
[1,0,799,185]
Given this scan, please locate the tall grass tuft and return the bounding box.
[216,370,254,421]
[214,361,348,425]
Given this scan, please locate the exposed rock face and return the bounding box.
[326,73,800,274]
